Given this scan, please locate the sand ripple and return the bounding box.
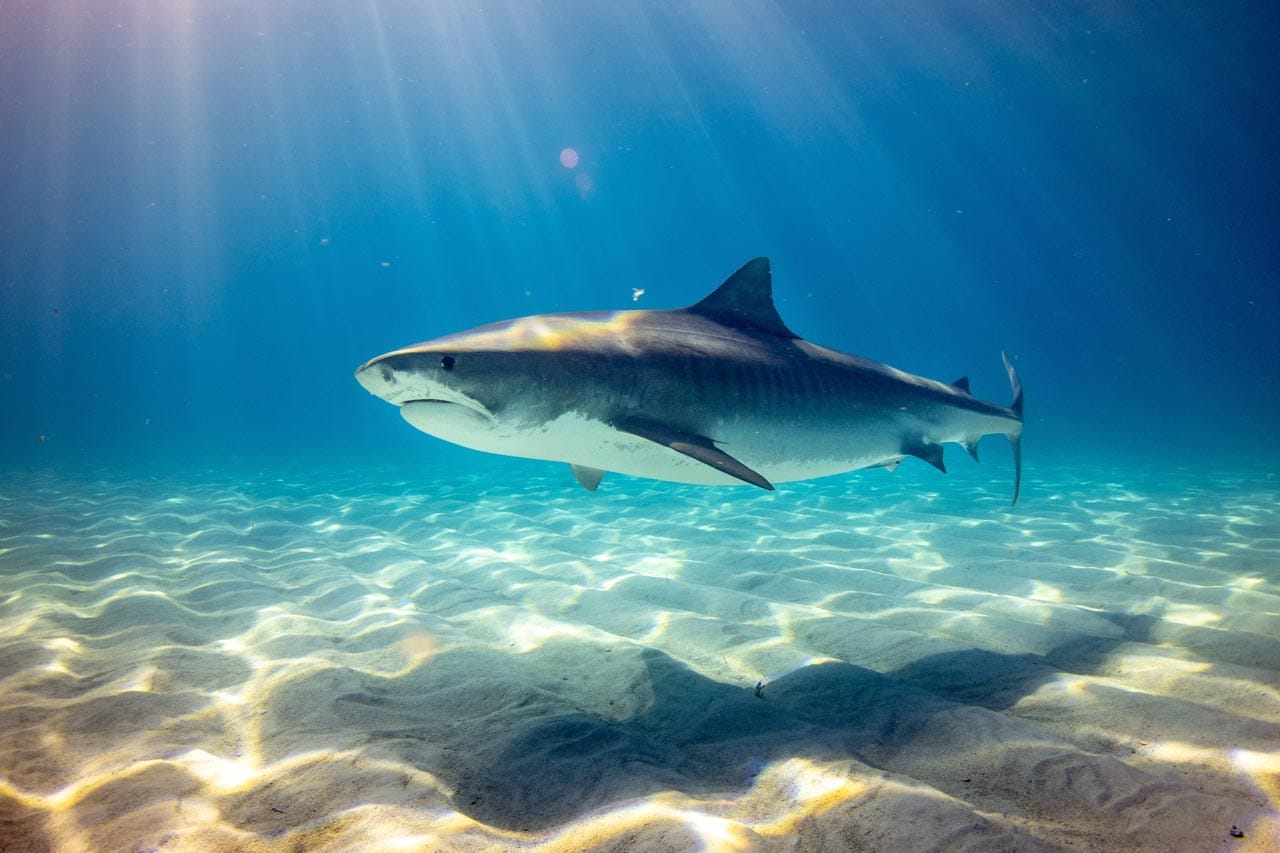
[0,462,1277,851]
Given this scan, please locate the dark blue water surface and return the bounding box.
[2,1,1277,478]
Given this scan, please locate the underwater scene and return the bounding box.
[1,2,1278,851]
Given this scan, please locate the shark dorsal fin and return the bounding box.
[685,258,798,339]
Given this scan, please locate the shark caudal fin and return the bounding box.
[1002,352,1023,505]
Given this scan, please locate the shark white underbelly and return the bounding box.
[401,405,892,485]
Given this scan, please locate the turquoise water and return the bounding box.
[1,1,1278,849]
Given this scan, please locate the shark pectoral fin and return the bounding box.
[570,464,606,492]
[613,418,774,490]
[670,440,775,490]
[904,439,947,473]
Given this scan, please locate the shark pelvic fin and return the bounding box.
[963,438,981,462]
[685,257,798,339]
[570,464,606,491]
[903,440,946,473]
[613,418,774,490]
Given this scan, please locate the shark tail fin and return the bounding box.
[1002,352,1023,505]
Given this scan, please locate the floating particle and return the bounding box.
[632,288,645,302]
[320,237,329,246]
[380,261,391,268]
[559,148,579,169]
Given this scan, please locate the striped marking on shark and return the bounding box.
[356,258,1024,503]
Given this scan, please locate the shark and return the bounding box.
[355,258,1024,503]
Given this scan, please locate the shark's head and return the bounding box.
[355,313,623,450]
[356,322,528,448]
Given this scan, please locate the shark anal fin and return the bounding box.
[613,418,774,490]
[904,440,946,473]
[570,464,606,491]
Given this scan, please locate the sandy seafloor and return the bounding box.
[0,457,1277,852]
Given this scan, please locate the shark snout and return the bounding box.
[355,352,477,412]
[355,358,400,402]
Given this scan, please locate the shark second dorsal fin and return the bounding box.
[685,258,798,339]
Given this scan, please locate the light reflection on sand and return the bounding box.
[0,462,1277,850]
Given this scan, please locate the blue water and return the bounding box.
[1,1,1277,473]
[2,3,1280,850]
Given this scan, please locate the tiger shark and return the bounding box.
[356,258,1024,503]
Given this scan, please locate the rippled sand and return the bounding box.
[0,460,1277,851]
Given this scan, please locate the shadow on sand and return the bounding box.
[239,611,1229,843]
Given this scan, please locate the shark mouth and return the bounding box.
[402,397,496,421]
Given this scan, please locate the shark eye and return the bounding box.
[441,355,456,371]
